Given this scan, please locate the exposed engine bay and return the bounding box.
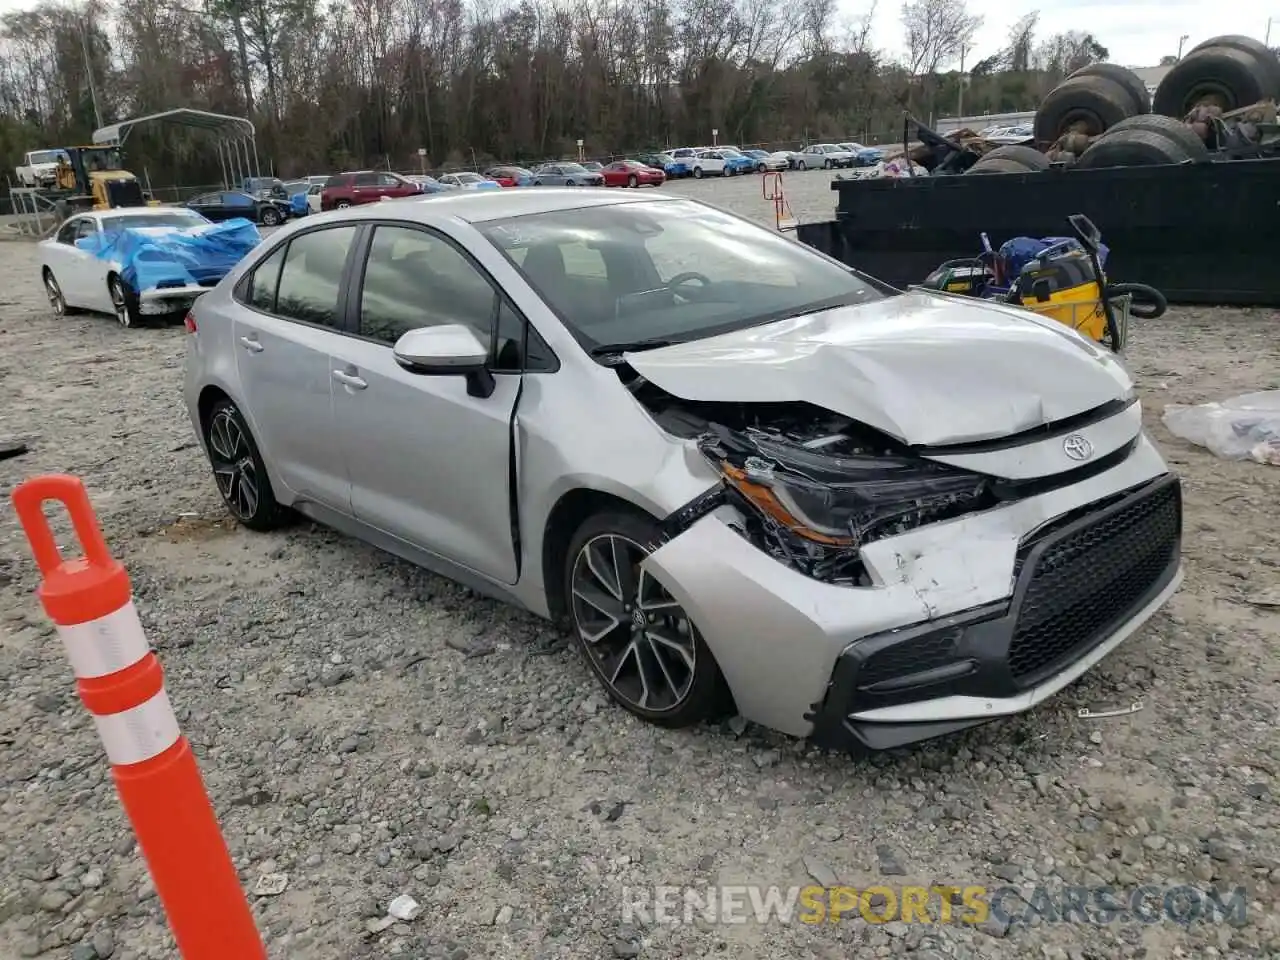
[625,371,999,586]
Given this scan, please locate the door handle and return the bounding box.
[239,336,264,353]
[333,370,368,390]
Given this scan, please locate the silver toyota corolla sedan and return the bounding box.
[183,189,1183,751]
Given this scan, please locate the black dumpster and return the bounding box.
[797,158,1280,306]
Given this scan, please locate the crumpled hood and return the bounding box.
[623,290,1134,447]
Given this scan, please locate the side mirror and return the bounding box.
[393,324,494,398]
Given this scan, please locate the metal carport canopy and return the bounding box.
[91,109,261,189]
[92,109,255,146]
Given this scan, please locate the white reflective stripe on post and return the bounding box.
[55,600,151,679]
[91,689,182,767]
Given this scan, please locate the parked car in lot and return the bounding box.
[484,166,534,187]
[670,147,700,161]
[638,152,690,178]
[405,175,447,194]
[241,177,290,200]
[717,148,759,175]
[690,149,740,178]
[183,188,1183,750]
[530,162,605,186]
[39,206,247,327]
[580,161,604,173]
[321,170,422,210]
[186,189,291,226]
[742,149,788,172]
[438,172,502,191]
[600,160,666,187]
[796,143,855,169]
[305,182,325,214]
[836,142,886,167]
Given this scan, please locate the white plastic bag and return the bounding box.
[1161,391,1280,465]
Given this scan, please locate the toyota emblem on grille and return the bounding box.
[1063,434,1094,461]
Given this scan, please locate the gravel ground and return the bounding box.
[1,172,1279,960]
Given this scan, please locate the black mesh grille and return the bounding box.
[858,629,961,688]
[1008,480,1180,686]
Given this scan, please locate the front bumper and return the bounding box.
[643,435,1182,744]
[808,474,1182,750]
[139,285,214,316]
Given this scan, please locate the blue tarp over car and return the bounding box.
[77,218,261,293]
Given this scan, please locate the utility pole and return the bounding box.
[1177,34,1189,60]
[78,13,104,130]
[1267,18,1272,47]
[957,45,966,119]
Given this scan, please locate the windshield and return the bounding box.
[101,211,207,231]
[456,172,482,182]
[559,163,587,174]
[29,150,66,165]
[479,199,888,352]
[655,153,674,162]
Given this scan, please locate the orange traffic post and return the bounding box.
[11,474,267,960]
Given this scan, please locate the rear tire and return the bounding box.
[1076,128,1204,169]
[564,509,731,728]
[1069,63,1152,115]
[204,398,290,532]
[1034,74,1135,146]
[43,269,80,316]
[797,160,807,170]
[334,199,351,209]
[1153,43,1280,117]
[693,167,703,178]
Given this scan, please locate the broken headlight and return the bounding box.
[701,427,992,548]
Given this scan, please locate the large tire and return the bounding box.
[1069,63,1152,115]
[1153,45,1278,118]
[563,509,731,729]
[1189,35,1280,93]
[108,274,142,328]
[972,145,1051,172]
[1034,75,1136,146]
[1075,128,1201,170]
[1101,115,1210,156]
[203,397,291,532]
[965,157,1041,175]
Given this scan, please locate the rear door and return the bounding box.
[328,222,524,583]
[351,172,380,204]
[231,224,361,511]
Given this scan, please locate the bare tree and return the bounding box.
[901,0,982,76]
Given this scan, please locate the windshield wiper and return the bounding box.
[588,338,677,357]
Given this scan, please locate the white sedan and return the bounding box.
[438,172,501,191]
[39,206,220,327]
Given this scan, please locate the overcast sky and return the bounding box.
[0,0,1274,70]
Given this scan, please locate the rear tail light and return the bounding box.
[184,311,197,333]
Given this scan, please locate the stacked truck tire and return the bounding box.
[965,35,1280,175]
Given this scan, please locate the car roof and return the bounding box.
[78,206,204,221]
[298,187,683,225]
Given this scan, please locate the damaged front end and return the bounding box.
[636,378,997,586]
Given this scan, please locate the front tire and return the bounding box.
[693,167,703,178]
[260,206,282,226]
[628,174,639,187]
[797,160,807,170]
[334,199,352,209]
[108,275,142,328]
[204,398,289,532]
[564,510,729,728]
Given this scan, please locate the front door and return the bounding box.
[329,222,520,584]
[232,224,361,511]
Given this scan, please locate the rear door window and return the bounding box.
[246,244,288,312]
[273,227,359,328]
[354,172,378,187]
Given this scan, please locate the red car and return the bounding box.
[484,166,534,188]
[319,170,421,210]
[600,160,666,188]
